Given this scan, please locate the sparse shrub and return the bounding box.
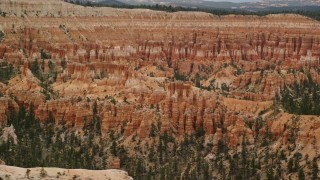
[0,31,4,41]
[40,167,47,178]
[26,169,31,178]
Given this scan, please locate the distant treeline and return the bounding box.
[65,0,320,21]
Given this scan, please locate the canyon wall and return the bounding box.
[0,0,320,150]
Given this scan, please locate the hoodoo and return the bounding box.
[0,0,320,179]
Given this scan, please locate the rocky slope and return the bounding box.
[0,0,320,179]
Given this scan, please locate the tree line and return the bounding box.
[65,0,320,21]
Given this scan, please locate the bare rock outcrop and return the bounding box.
[0,165,132,180]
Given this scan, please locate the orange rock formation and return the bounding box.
[0,0,320,149]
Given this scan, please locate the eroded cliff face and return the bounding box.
[0,0,320,155]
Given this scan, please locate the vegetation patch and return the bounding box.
[278,74,320,115]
